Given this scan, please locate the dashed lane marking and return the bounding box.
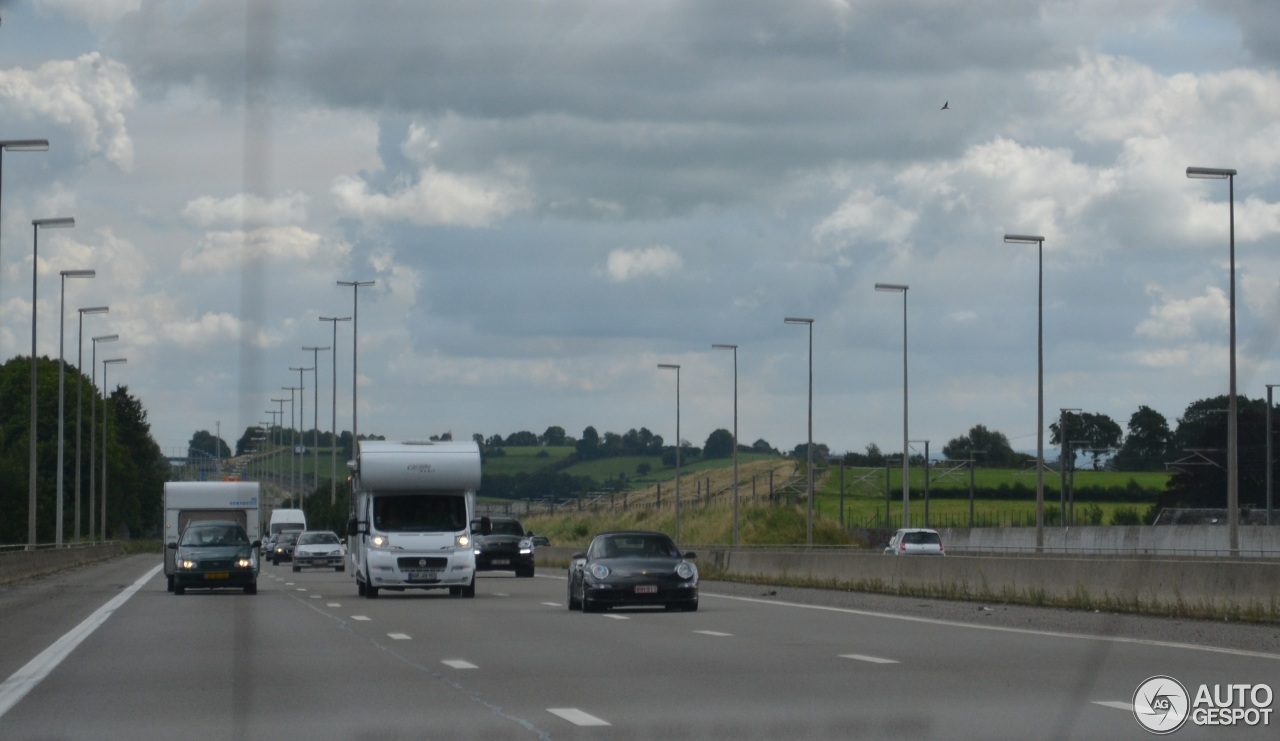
[548,708,610,726]
[695,631,733,637]
[388,633,411,640]
[442,660,478,669]
[839,654,899,664]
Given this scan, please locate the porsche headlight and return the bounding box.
[589,563,610,580]
[519,539,533,555]
[675,561,697,580]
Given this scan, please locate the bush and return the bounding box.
[1110,506,1143,526]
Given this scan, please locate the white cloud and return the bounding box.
[812,188,917,256]
[599,246,684,283]
[0,53,136,169]
[331,165,531,227]
[36,0,141,29]
[178,225,348,275]
[181,192,310,228]
[1135,284,1226,341]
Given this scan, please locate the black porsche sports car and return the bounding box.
[567,530,698,612]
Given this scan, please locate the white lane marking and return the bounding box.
[548,708,611,727]
[492,592,509,597]
[840,654,899,664]
[603,614,629,620]
[326,602,341,607]
[695,630,733,637]
[388,633,411,640]
[703,592,1280,661]
[0,563,161,720]
[541,602,561,607]
[310,595,322,599]
[295,588,307,592]
[352,615,371,621]
[442,659,478,669]
[1094,701,1132,711]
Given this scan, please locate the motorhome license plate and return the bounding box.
[408,570,439,582]
[635,584,657,594]
[205,572,230,580]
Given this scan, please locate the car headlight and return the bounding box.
[589,563,610,580]
[519,539,533,554]
[236,557,253,568]
[371,535,390,549]
[179,559,196,570]
[456,534,470,548]
[675,561,697,580]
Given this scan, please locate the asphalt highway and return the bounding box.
[1,555,1275,740]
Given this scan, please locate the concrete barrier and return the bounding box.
[0,544,125,586]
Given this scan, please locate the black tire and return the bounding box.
[685,600,699,612]
[461,576,476,598]
[166,575,174,592]
[356,576,366,597]
[567,578,581,610]
[174,584,185,596]
[272,558,278,566]
[335,566,345,572]
[244,581,257,595]
[581,582,601,613]
[292,564,300,573]
[449,586,462,596]
[519,565,535,578]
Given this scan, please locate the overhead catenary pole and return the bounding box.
[657,363,682,545]
[876,283,910,528]
[784,317,815,545]
[88,334,118,541]
[1003,234,1046,552]
[290,367,312,504]
[337,280,374,451]
[712,344,739,546]
[101,357,126,541]
[303,346,330,494]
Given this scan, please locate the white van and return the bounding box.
[268,508,307,537]
[347,440,489,598]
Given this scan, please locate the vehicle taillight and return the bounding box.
[939,540,945,555]
[899,540,906,552]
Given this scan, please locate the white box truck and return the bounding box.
[347,440,489,598]
[267,508,307,536]
[163,481,262,592]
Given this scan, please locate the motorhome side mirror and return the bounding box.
[166,542,177,550]
[469,516,492,536]
[252,540,262,549]
[346,518,361,537]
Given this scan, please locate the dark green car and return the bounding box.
[168,521,261,595]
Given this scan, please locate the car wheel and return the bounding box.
[567,578,581,610]
[684,600,699,612]
[356,576,366,597]
[174,584,185,596]
[166,575,174,592]
[581,582,601,613]
[462,576,476,598]
[292,564,300,572]
[272,558,278,566]
[520,565,535,578]
[364,569,379,599]
[244,582,257,595]
[336,566,344,572]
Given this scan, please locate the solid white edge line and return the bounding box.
[839,654,899,664]
[702,592,1280,661]
[0,563,162,719]
[547,708,611,726]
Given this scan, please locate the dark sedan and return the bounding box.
[270,530,299,565]
[169,521,259,595]
[473,516,535,577]
[567,530,698,612]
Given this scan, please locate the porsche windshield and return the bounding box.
[372,493,467,533]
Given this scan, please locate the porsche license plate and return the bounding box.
[204,572,230,580]
[634,584,658,594]
[492,559,510,566]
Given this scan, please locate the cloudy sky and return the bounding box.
[2,0,1279,461]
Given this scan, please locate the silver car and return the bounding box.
[884,528,945,555]
[292,530,346,572]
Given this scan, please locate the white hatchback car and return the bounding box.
[884,528,945,556]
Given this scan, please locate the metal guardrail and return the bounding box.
[0,541,119,552]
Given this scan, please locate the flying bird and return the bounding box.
[941,101,950,110]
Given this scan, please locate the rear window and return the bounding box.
[904,531,941,545]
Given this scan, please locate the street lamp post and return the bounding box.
[337,280,374,449]
[74,306,107,542]
[289,367,312,504]
[56,269,94,546]
[28,216,75,547]
[282,387,300,497]
[101,357,126,541]
[1267,384,1277,528]
[875,283,910,527]
[270,400,288,492]
[319,316,350,505]
[1186,166,1239,556]
[1059,408,1081,528]
[303,346,330,494]
[1003,234,1046,552]
[784,317,815,546]
[657,364,682,544]
[88,334,117,541]
[0,139,49,322]
[712,344,739,547]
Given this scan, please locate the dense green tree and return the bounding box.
[540,426,567,446]
[1113,405,1173,471]
[505,430,539,446]
[1049,411,1123,469]
[942,424,1017,466]
[704,428,734,459]
[188,429,230,461]
[576,426,600,459]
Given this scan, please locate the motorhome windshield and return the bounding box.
[372,492,467,533]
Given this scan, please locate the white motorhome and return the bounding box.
[163,481,262,592]
[347,440,489,598]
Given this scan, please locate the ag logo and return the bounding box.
[1133,675,1190,734]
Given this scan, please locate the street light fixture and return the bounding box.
[101,357,126,542]
[712,344,740,547]
[1003,233,1046,552]
[55,269,94,546]
[28,216,74,547]
[784,316,815,546]
[875,282,910,527]
[337,280,374,449]
[657,363,682,545]
[319,316,350,505]
[1186,165,1239,556]
[89,334,117,540]
[74,306,108,542]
